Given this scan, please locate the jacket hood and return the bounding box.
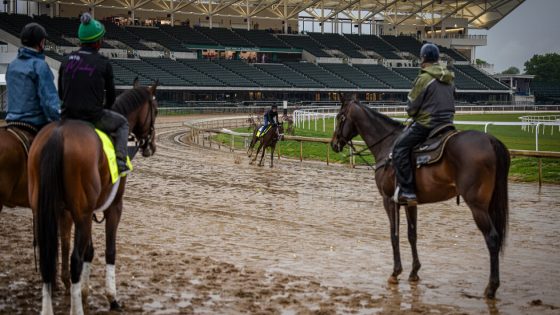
[422,63,454,84]
[18,47,45,60]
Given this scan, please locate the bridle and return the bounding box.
[335,102,399,170]
[132,93,157,152]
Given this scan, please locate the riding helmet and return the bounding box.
[78,12,106,43]
[20,23,48,48]
[420,43,440,63]
[272,104,278,109]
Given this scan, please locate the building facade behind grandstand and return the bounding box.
[2,0,553,107]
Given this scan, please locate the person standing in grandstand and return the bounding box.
[392,43,456,205]
[5,23,60,130]
[58,12,130,175]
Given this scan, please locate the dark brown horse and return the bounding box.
[0,123,73,291]
[250,123,283,167]
[29,80,158,315]
[330,95,509,299]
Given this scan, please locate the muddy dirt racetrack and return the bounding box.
[1,115,559,314]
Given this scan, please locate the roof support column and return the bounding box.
[170,0,174,25]
[357,0,361,35]
[209,0,213,28]
[320,0,324,33]
[246,0,250,30]
[130,0,135,23]
[283,0,288,34]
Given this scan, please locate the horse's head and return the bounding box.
[129,78,159,157]
[331,93,359,153]
[278,122,284,134]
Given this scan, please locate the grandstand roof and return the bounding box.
[47,0,523,30]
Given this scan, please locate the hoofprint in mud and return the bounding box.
[0,115,558,314]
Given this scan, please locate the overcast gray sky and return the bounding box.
[470,0,560,73]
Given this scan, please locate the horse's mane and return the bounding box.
[353,101,404,129]
[112,87,150,116]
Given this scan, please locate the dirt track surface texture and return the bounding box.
[1,115,559,314]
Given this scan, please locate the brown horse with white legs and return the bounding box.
[28,80,158,315]
[330,95,509,299]
[0,123,73,291]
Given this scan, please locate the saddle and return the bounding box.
[413,124,459,167]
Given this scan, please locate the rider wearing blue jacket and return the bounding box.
[5,23,60,129]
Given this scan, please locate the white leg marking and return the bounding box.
[41,283,54,315]
[70,281,84,315]
[81,262,92,299]
[105,264,117,303]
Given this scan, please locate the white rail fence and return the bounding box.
[294,105,560,152]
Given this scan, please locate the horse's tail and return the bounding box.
[37,126,65,285]
[489,136,510,253]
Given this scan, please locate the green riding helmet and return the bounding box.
[78,12,105,43]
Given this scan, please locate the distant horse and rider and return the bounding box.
[248,104,284,167]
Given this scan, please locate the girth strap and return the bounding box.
[6,128,31,156]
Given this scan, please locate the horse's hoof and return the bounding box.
[408,274,420,282]
[110,300,123,312]
[484,287,496,300]
[387,275,399,284]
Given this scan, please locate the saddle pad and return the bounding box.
[94,129,132,184]
[413,129,460,167]
[256,125,272,138]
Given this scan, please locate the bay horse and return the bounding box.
[250,123,284,167]
[28,79,158,315]
[0,123,73,291]
[330,95,509,299]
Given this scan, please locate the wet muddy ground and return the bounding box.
[1,115,559,314]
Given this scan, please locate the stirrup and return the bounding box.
[393,187,417,206]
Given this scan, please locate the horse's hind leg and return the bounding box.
[60,210,73,293]
[469,203,501,298]
[383,196,402,284]
[81,239,95,308]
[405,205,421,282]
[105,200,124,311]
[70,217,93,315]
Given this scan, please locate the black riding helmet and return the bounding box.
[271,104,278,109]
[20,23,48,48]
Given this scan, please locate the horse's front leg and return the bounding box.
[405,205,421,282]
[270,144,276,168]
[59,210,73,293]
[251,141,263,165]
[105,198,124,311]
[258,144,266,167]
[383,196,402,284]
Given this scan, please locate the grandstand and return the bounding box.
[0,0,526,104]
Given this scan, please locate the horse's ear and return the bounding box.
[338,92,346,108]
[133,77,139,88]
[150,80,159,94]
